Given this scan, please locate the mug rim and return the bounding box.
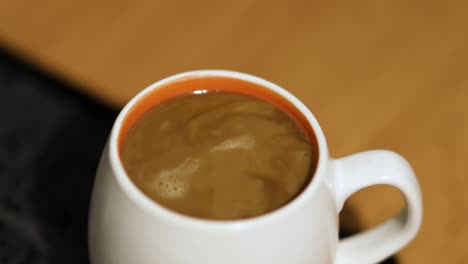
[108,70,329,230]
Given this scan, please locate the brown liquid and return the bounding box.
[121,92,314,220]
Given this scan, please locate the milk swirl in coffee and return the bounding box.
[121,92,314,220]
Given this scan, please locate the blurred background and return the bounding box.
[0,0,467,263]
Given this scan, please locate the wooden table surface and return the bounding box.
[1,0,467,262]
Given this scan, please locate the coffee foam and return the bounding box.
[150,158,199,199]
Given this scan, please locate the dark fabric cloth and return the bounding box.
[0,49,396,264]
[0,49,116,264]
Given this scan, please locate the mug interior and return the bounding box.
[111,71,326,223]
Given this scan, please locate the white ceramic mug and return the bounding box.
[89,70,422,264]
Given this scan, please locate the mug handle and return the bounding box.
[332,150,423,264]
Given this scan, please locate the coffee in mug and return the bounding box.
[121,91,315,220]
[89,70,422,264]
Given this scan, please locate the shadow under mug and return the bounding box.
[88,70,422,264]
